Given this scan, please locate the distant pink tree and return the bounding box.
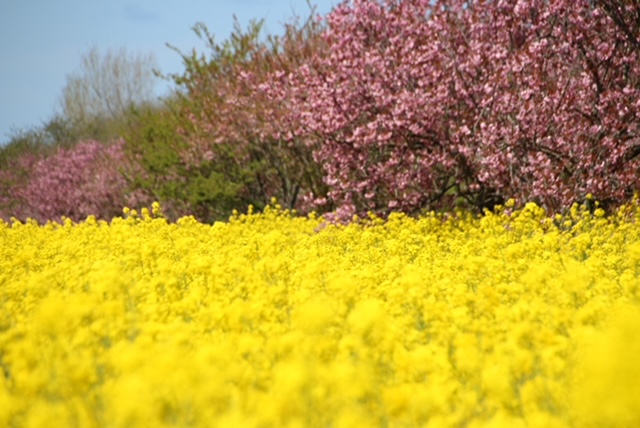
[267,0,640,218]
[8,140,148,223]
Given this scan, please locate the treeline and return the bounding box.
[2,0,640,223]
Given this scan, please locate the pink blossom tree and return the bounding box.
[6,140,149,223]
[268,0,640,218]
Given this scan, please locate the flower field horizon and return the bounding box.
[2,200,640,427]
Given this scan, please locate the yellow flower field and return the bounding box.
[1,200,640,427]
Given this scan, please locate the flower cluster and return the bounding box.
[1,201,640,427]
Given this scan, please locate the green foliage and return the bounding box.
[121,101,267,223]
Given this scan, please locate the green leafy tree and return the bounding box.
[122,101,257,223]
[124,5,329,222]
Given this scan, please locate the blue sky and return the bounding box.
[0,0,338,143]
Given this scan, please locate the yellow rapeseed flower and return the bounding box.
[1,201,640,426]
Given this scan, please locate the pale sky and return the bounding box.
[0,0,338,143]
